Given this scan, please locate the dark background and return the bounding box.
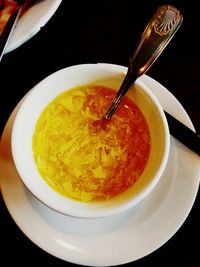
[0,0,199,266]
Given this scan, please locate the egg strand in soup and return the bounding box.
[32,86,151,202]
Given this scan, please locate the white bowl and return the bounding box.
[11,63,170,218]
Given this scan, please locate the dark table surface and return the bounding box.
[0,0,200,266]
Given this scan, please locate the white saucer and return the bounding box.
[5,0,62,53]
[0,74,200,266]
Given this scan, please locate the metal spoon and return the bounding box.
[104,5,183,119]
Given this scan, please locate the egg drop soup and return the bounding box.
[32,86,151,202]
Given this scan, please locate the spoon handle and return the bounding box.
[104,5,183,119]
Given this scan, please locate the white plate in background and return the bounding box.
[5,0,62,53]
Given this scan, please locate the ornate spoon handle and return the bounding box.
[104,5,183,119]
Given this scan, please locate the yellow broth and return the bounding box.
[32,86,151,202]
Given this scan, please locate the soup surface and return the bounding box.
[32,86,151,202]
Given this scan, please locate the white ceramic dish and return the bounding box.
[0,71,199,266]
[5,0,62,53]
[11,64,170,218]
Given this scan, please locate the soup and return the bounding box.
[32,85,151,202]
